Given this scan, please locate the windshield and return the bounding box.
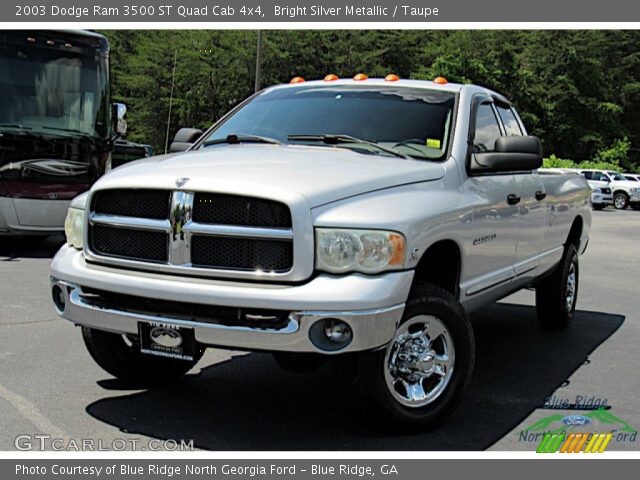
[0,33,109,139]
[608,172,627,181]
[200,85,456,160]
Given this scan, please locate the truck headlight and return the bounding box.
[64,207,85,249]
[316,228,405,273]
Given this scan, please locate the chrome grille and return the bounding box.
[87,189,294,275]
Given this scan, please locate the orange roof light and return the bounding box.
[353,73,368,81]
[433,76,448,84]
[385,74,400,82]
[290,76,305,84]
[324,74,339,81]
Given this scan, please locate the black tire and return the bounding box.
[613,192,629,210]
[82,327,204,385]
[632,203,640,211]
[592,204,606,211]
[350,284,475,429]
[272,352,327,373]
[535,243,579,329]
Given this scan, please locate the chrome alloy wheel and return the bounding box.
[565,263,577,312]
[384,315,455,408]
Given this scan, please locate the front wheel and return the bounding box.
[535,243,579,329]
[82,327,204,385]
[352,285,475,429]
[614,192,629,210]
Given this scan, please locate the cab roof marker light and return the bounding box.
[290,76,305,84]
[434,76,448,84]
[353,73,368,81]
[324,74,339,81]
[385,74,400,82]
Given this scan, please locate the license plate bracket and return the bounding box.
[138,322,196,362]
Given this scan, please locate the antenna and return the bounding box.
[164,48,178,154]
[254,30,263,93]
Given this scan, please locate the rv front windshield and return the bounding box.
[0,34,109,139]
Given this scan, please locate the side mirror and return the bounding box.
[112,102,127,136]
[169,128,203,153]
[470,136,542,173]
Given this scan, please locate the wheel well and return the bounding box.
[566,216,583,248]
[413,240,461,299]
[614,190,629,197]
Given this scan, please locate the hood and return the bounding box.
[95,144,446,207]
[612,180,640,189]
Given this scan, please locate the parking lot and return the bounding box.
[0,208,638,451]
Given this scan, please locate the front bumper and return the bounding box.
[591,193,613,205]
[50,245,412,354]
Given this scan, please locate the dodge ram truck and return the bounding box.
[50,75,591,428]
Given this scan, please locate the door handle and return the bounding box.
[507,194,521,205]
[535,190,547,201]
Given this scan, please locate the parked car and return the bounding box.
[623,173,640,183]
[51,76,591,428]
[577,169,640,210]
[541,168,612,210]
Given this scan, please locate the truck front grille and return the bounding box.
[193,193,291,228]
[87,189,294,275]
[92,189,171,220]
[90,225,169,263]
[191,235,293,272]
[600,187,611,194]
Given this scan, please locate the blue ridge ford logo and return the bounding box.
[562,415,592,426]
[150,326,183,348]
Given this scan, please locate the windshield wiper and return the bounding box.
[288,134,409,159]
[201,134,283,148]
[41,126,96,143]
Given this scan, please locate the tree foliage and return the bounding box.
[102,30,640,169]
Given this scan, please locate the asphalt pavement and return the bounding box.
[0,209,637,451]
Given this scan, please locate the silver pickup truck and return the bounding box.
[50,76,591,428]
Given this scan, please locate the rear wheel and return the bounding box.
[535,243,579,329]
[614,192,629,210]
[351,285,475,429]
[82,327,204,385]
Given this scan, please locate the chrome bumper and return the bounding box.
[50,246,411,354]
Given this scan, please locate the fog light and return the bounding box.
[309,318,353,352]
[52,284,66,314]
[324,319,352,343]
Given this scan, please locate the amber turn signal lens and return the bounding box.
[353,73,368,81]
[290,76,305,84]
[388,234,406,265]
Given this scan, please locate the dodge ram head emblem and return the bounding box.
[175,177,190,187]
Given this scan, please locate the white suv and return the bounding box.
[579,169,640,210]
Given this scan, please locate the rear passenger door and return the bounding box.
[496,104,547,276]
